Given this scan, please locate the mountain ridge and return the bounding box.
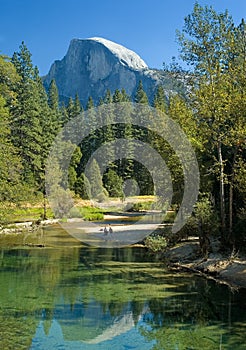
[43,37,182,106]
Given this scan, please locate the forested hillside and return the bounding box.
[0,3,245,251]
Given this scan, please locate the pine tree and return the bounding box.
[153,85,167,112]
[85,159,107,200]
[103,169,123,197]
[134,80,149,132]
[74,173,91,199]
[112,92,134,179]
[11,42,43,186]
[133,81,152,194]
[48,79,59,112]
[112,89,122,103]
[120,88,131,102]
[0,55,19,105]
[79,96,98,172]
[86,96,97,148]
[134,80,149,104]
[68,146,82,191]
[66,97,75,121]
[73,93,82,116]
[104,89,112,104]
[101,90,115,170]
[0,55,24,216]
[12,41,34,82]
[64,94,84,144]
[60,102,69,125]
[66,94,82,120]
[0,95,22,203]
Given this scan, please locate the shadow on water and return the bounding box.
[0,226,246,349]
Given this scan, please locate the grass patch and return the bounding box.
[70,206,105,221]
[130,195,155,201]
[0,203,105,225]
[82,213,104,221]
[0,206,54,225]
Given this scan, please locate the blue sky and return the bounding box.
[0,0,245,75]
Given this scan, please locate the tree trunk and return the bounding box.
[229,182,233,244]
[218,141,226,244]
[228,148,238,246]
[43,190,47,220]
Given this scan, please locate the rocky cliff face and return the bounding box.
[43,37,180,105]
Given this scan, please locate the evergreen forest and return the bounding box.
[0,3,245,251]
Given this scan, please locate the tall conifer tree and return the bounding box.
[11,42,43,186]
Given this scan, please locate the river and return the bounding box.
[0,225,246,349]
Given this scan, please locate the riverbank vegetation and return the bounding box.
[0,200,106,226]
[0,3,245,254]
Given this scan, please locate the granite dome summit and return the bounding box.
[43,37,180,105]
[87,37,148,70]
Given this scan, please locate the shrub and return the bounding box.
[103,169,123,197]
[144,235,168,253]
[128,201,153,212]
[68,207,83,218]
[96,190,108,203]
[48,187,74,218]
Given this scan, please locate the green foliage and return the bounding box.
[0,22,245,253]
[74,173,91,199]
[0,55,19,104]
[68,146,82,190]
[123,178,139,197]
[82,212,104,221]
[48,79,59,112]
[173,194,219,255]
[49,187,74,218]
[0,206,54,224]
[163,210,176,223]
[153,85,167,112]
[86,159,108,200]
[0,96,22,202]
[69,206,104,221]
[194,195,219,232]
[96,189,109,203]
[233,208,246,249]
[176,3,246,246]
[103,169,123,197]
[144,234,168,252]
[11,42,50,189]
[127,201,153,212]
[134,80,149,104]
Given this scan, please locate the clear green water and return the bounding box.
[0,226,246,350]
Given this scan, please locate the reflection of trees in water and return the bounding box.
[0,310,38,350]
[0,246,80,349]
[141,280,246,350]
[1,244,246,348]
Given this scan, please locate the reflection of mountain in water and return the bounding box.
[55,301,144,343]
[84,312,135,344]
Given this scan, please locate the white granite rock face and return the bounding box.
[88,37,148,70]
[43,37,178,105]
